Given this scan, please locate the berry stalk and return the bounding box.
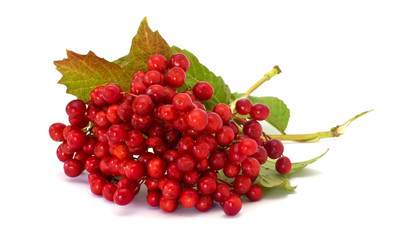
[269,110,373,142]
[230,65,282,111]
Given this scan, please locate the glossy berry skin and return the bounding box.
[223,162,240,178]
[192,142,210,160]
[169,53,190,72]
[132,94,153,116]
[180,188,199,208]
[162,179,182,200]
[144,70,163,86]
[222,195,242,216]
[246,185,263,201]
[66,129,86,149]
[147,157,167,179]
[49,123,66,142]
[235,98,252,115]
[172,93,193,112]
[166,67,186,88]
[176,154,196,172]
[113,188,134,205]
[275,156,292,174]
[160,196,178,212]
[264,139,284,159]
[90,177,107,195]
[250,103,270,121]
[241,157,260,178]
[125,161,145,180]
[238,138,258,156]
[212,103,232,123]
[212,183,230,202]
[146,191,162,207]
[216,126,235,147]
[197,176,217,195]
[102,183,117,201]
[147,54,168,73]
[243,120,263,139]
[103,83,123,104]
[63,159,84,177]
[195,194,213,212]
[252,146,268,165]
[205,112,223,134]
[107,124,127,144]
[56,144,73,162]
[186,108,208,132]
[66,99,86,118]
[228,143,246,164]
[233,175,252,194]
[90,86,106,106]
[193,81,214,101]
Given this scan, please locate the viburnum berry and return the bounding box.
[103,83,123,104]
[169,53,190,72]
[66,99,86,118]
[193,81,214,101]
[146,191,162,207]
[235,98,252,115]
[113,188,134,205]
[195,194,213,212]
[180,188,199,208]
[63,159,84,177]
[264,138,284,159]
[166,67,186,88]
[102,183,117,201]
[222,195,242,216]
[275,156,292,174]
[250,103,270,121]
[147,54,168,73]
[49,123,66,142]
[246,185,263,201]
[186,108,208,132]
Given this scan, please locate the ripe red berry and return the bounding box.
[103,83,123,104]
[186,108,208,132]
[250,103,270,121]
[275,156,292,174]
[147,54,168,73]
[113,188,134,205]
[180,188,199,208]
[233,174,251,194]
[238,138,258,156]
[146,191,162,207]
[264,138,284,159]
[166,67,186,88]
[246,185,263,201]
[132,94,153,116]
[49,123,66,142]
[212,183,230,202]
[172,93,193,112]
[193,81,214,101]
[216,126,235,147]
[66,129,86,149]
[197,176,217,195]
[162,179,182,200]
[205,112,223,134]
[144,70,163,86]
[195,194,213,212]
[102,183,117,201]
[160,196,178,212]
[243,120,262,139]
[66,99,86,118]
[235,98,253,115]
[147,157,167,178]
[169,53,190,72]
[125,161,145,180]
[222,195,242,216]
[212,103,232,123]
[241,157,261,178]
[63,159,84,177]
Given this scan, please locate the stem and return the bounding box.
[269,110,373,142]
[230,65,282,110]
[217,178,233,187]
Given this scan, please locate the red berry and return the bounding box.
[166,67,186,88]
[146,191,162,207]
[222,195,242,216]
[186,108,208,132]
[275,156,292,174]
[103,83,123,104]
[264,139,284,159]
[90,86,106,106]
[169,53,190,72]
[193,81,214,101]
[49,123,66,142]
[195,194,213,212]
[125,161,145,180]
[172,93,193,112]
[66,99,86,118]
[197,176,217,195]
[113,188,134,205]
[132,94,153,116]
[176,154,196,172]
[66,129,86,149]
[233,175,251,194]
[212,103,232,123]
[243,120,262,139]
[102,183,117,201]
[147,54,168,73]
[235,98,252,115]
[246,185,263,201]
[144,70,163,86]
[238,138,258,156]
[162,179,182,200]
[212,183,230,202]
[205,112,223,134]
[180,188,199,208]
[241,157,260,178]
[160,196,178,212]
[216,126,235,147]
[250,103,270,121]
[147,157,167,178]
[63,159,84,177]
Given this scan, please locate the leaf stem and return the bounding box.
[269,110,373,142]
[230,65,281,110]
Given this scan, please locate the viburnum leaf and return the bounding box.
[256,160,296,191]
[288,149,329,175]
[170,46,232,110]
[117,17,172,75]
[232,93,290,134]
[54,50,131,101]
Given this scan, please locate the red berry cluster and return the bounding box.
[49,53,292,216]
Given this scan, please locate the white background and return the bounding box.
[1,0,409,239]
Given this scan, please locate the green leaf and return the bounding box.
[232,93,290,134]
[170,46,232,110]
[256,161,295,191]
[119,17,172,75]
[54,50,131,101]
[288,149,329,175]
